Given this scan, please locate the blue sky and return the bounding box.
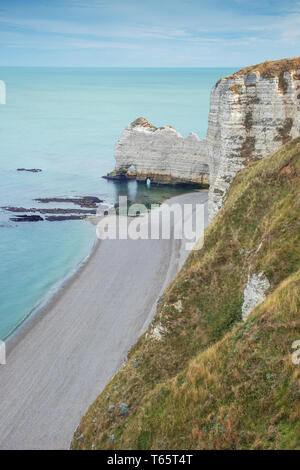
[0,0,299,67]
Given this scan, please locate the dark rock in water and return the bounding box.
[10,215,44,222]
[103,172,135,182]
[17,168,42,173]
[45,215,85,221]
[9,213,86,222]
[0,223,13,228]
[34,196,103,208]
[2,206,96,215]
[5,196,102,223]
[77,196,102,203]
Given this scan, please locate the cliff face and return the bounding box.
[110,117,209,186]
[207,58,300,220]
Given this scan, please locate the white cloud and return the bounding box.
[0,16,192,41]
[68,39,140,49]
[0,5,299,55]
[0,31,140,50]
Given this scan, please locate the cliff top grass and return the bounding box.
[131,117,157,130]
[72,138,300,450]
[229,56,300,79]
[131,117,173,132]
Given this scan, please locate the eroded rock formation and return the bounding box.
[106,117,209,186]
[241,272,270,320]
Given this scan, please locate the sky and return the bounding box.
[0,0,299,67]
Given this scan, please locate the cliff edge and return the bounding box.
[207,57,300,220]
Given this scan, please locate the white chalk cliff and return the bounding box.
[207,58,300,220]
[109,117,209,186]
[242,272,270,320]
[108,58,300,219]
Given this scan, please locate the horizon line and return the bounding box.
[0,65,240,69]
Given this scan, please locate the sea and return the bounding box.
[0,67,234,340]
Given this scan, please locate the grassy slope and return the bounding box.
[72,138,300,450]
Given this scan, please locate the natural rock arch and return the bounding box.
[108,117,209,187]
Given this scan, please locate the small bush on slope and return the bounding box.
[71,138,300,450]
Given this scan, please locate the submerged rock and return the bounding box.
[10,215,44,222]
[34,196,103,208]
[17,168,42,173]
[45,215,85,221]
[2,207,96,215]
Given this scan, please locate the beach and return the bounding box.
[0,66,225,341]
[0,191,208,450]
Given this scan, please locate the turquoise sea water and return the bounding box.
[0,67,234,340]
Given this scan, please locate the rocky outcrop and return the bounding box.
[241,272,270,320]
[3,207,96,214]
[207,57,300,220]
[10,215,44,222]
[5,196,103,223]
[106,117,209,187]
[45,215,85,222]
[34,196,103,208]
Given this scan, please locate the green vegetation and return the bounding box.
[72,138,300,450]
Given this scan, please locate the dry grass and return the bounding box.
[231,57,300,78]
[230,84,242,94]
[71,138,300,450]
[131,117,157,130]
[222,57,300,94]
[102,270,300,450]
